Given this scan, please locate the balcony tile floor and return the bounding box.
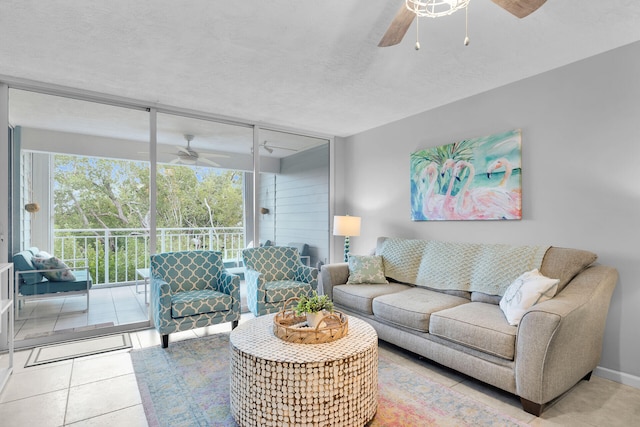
[14,282,249,342]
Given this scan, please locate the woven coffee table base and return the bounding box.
[230,314,378,427]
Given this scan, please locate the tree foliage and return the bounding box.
[54,155,244,230]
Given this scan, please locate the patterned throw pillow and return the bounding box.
[32,255,76,282]
[499,269,559,326]
[347,255,388,284]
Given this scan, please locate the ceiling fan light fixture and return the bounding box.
[406,0,470,18]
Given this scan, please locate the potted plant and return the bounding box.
[295,291,334,328]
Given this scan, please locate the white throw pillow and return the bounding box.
[499,269,559,326]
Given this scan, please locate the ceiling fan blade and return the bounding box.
[200,158,221,167]
[176,146,191,155]
[169,158,180,164]
[491,0,547,18]
[378,3,416,47]
[200,152,230,158]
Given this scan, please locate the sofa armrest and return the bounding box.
[515,265,618,405]
[318,263,349,299]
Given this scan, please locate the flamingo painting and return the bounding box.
[410,129,522,221]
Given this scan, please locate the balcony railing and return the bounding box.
[53,227,245,287]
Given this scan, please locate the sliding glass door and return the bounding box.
[3,84,332,350]
[9,89,151,347]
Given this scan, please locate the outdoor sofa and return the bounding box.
[12,247,92,320]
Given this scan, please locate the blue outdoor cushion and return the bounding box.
[13,251,44,285]
[19,270,92,296]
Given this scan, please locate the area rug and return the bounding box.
[25,333,132,367]
[131,333,528,427]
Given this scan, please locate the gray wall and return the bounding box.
[338,41,640,386]
[259,144,330,267]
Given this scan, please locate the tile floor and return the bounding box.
[13,282,249,343]
[14,285,149,341]
[1,312,640,426]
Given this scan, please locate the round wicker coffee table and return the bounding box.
[229,313,378,427]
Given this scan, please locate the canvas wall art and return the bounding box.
[410,129,522,221]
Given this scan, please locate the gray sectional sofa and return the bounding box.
[319,237,618,416]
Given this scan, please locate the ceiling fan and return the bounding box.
[378,0,547,47]
[170,134,229,166]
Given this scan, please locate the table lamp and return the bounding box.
[333,215,361,262]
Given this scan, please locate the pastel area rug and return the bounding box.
[131,333,528,427]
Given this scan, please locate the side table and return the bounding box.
[229,313,378,427]
[135,268,150,304]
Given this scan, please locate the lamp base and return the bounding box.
[343,236,350,263]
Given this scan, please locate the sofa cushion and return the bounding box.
[171,289,233,318]
[540,247,597,293]
[372,287,469,332]
[377,237,428,284]
[499,269,559,326]
[347,255,388,284]
[13,251,44,285]
[19,270,92,296]
[430,302,517,360]
[333,282,411,315]
[471,292,502,305]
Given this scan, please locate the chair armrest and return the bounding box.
[218,270,240,304]
[150,277,173,328]
[515,265,618,405]
[294,265,318,290]
[244,267,263,288]
[244,267,267,307]
[318,263,349,299]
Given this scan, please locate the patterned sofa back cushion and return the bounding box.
[242,246,301,282]
[375,237,596,298]
[151,251,224,292]
[376,237,428,284]
[418,240,549,296]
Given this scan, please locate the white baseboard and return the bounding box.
[594,366,640,389]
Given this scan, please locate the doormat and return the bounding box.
[25,333,132,367]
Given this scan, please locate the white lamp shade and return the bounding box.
[333,215,361,237]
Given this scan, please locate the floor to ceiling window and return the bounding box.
[2,83,332,350]
[9,89,151,347]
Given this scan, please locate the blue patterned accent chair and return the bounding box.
[150,250,240,348]
[242,246,318,316]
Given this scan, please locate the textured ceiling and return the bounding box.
[1,1,640,138]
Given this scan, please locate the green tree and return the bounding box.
[54,156,243,230]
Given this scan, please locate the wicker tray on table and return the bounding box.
[273,297,348,344]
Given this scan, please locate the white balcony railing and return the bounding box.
[53,227,244,287]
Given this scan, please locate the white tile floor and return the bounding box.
[2,312,640,426]
[13,282,248,343]
[14,285,149,341]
